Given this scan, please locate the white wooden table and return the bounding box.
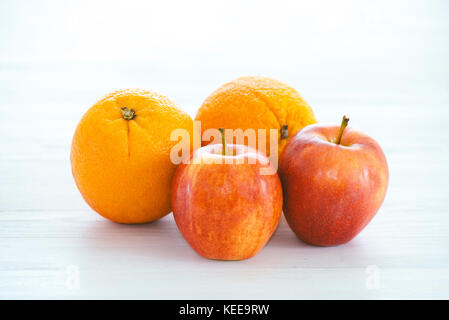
[1,0,448,299]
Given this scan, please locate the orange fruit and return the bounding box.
[195,76,317,158]
[71,89,193,224]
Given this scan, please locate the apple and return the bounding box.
[279,116,389,246]
[171,128,283,260]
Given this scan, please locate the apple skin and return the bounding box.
[279,124,389,246]
[171,144,283,260]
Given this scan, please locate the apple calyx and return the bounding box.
[121,107,136,120]
[335,115,349,145]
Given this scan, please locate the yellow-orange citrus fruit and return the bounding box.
[71,89,193,224]
[195,76,316,158]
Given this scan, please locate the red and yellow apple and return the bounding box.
[171,130,282,260]
[279,116,389,246]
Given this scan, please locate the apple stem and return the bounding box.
[219,128,226,156]
[336,115,349,145]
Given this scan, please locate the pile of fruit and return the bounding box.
[71,76,389,260]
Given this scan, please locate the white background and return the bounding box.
[0,0,448,299]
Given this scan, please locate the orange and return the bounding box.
[195,76,317,158]
[71,89,193,224]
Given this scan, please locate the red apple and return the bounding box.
[171,130,282,260]
[279,116,389,246]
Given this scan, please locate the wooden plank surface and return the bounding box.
[1,0,448,299]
